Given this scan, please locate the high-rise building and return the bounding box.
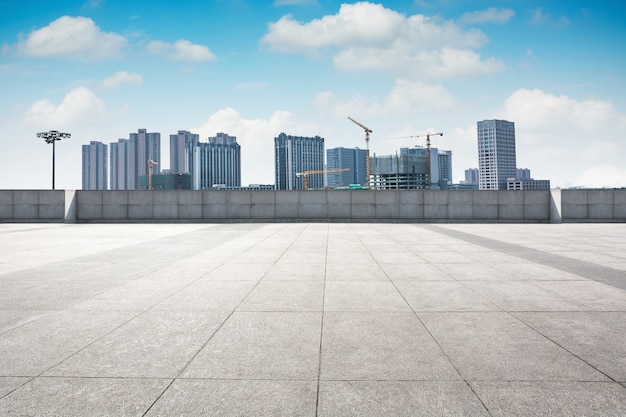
[188,132,241,189]
[82,141,108,190]
[130,129,160,189]
[438,150,453,188]
[477,119,517,190]
[170,130,199,174]
[110,129,161,189]
[464,168,479,185]
[326,147,367,187]
[274,133,325,190]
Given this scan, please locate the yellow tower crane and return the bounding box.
[148,160,158,190]
[389,132,443,189]
[296,168,350,190]
[347,117,372,188]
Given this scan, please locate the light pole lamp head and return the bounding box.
[37,130,71,144]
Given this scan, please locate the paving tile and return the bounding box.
[238,280,324,311]
[182,312,322,379]
[436,263,517,281]
[0,310,51,334]
[532,280,626,311]
[471,381,626,417]
[318,381,489,417]
[0,377,169,416]
[493,262,583,281]
[514,312,626,381]
[369,250,425,264]
[326,251,375,264]
[395,281,501,312]
[381,263,453,281]
[45,310,227,378]
[203,263,273,281]
[146,379,317,417]
[0,377,30,398]
[0,310,136,376]
[321,312,459,380]
[278,250,327,264]
[419,312,609,381]
[152,280,257,311]
[324,281,411,311]
[463,281,592,311]
[325,263,388,281]
[263,262,326,281]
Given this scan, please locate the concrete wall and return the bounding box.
[1,189,624,223]
[72,190,553,223]
[560,189,626,222]
[0,190,65,222]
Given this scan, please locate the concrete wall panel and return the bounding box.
[6,189,624,224]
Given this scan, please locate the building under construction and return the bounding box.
[370,152,429,190]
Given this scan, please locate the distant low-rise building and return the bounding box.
[507,178,551,190]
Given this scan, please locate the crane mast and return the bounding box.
[389,132,443,189]
[348,117,372,188]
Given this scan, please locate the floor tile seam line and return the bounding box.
[315,223,330,417]
[464,380,495,417]
[140,378,176,417]
[374,225,459,280]
[31,308,150,380]
[0,376,36,401]
[509,312,619,384]
[517,279,601,312]
[418,224,626,291]
[138,260,232,313]
[171,231,291,381]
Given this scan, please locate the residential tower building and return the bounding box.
[477,119,517,190]
[81,141,108,190]
[274,133,325,190]
[326,147,367,187]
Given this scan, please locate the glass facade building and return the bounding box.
[326,147,367,187]
[82,141,108,190]
[170,130,199,174]
[274,133,325,190]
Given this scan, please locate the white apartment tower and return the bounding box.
[477,119,517,190]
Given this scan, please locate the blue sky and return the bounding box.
[1,0,625,189]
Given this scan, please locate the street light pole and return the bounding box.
[37,130,71,190]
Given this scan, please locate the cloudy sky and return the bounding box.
[1,0,625,189]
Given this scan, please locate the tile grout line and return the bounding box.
[314,223,329,417]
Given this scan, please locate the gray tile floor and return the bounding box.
[1,223,626,416]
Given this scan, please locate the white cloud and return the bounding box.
[193,108,316,185]
[146,39,216,61]
[24,87,114,129]
[461,8,515,24]
[500,88,626,188]
[261,2,502,79]
[102,71,143,90]
[16,16,126,59]
[530,8,570,27]
[578,166,626,189]
[502,89,626,132]
[314,79,456,118]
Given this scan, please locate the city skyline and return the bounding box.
[1,1,625,190]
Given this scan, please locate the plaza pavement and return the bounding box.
[0,222,625,416]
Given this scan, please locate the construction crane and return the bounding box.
[348,117,372,188]
[148,160,158,190]
[389,132,443,189]
[296,168,350,190]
